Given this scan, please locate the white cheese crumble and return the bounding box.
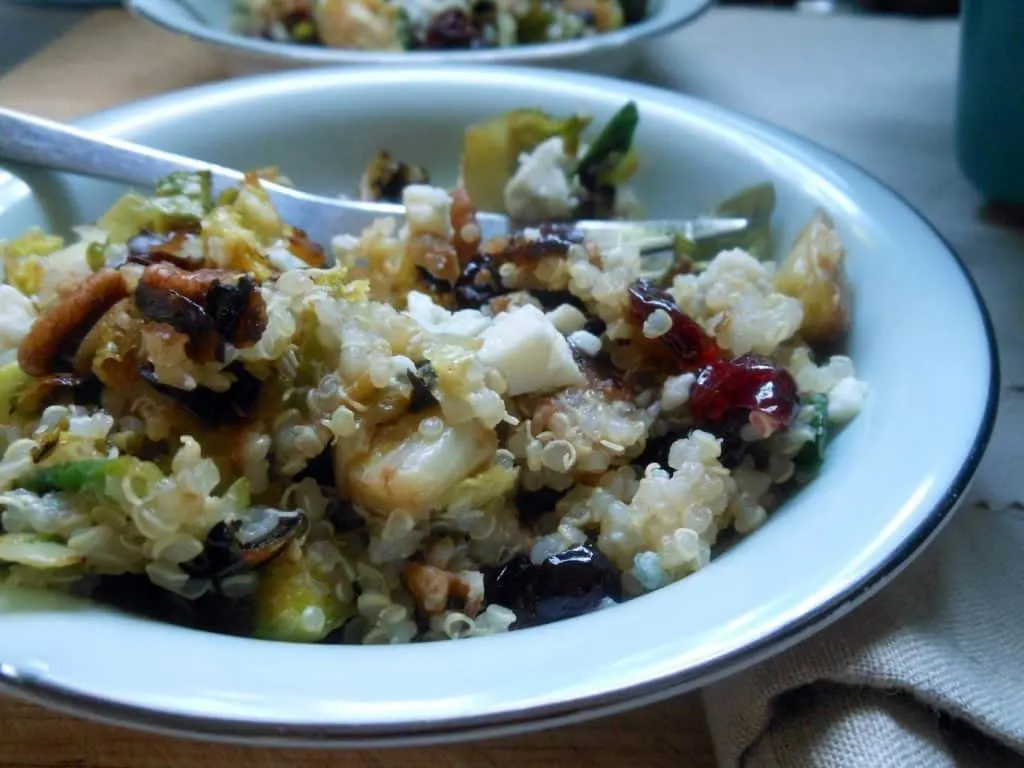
[402,184,452,238]
[406,291,491,338]
[0,285,37,355]
[266,242,311,272]
[827,376,867,424]
[478,305,584,395]
[503,137,577,223]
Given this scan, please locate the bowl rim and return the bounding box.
[0,65,1000,746]
[125,0,713,66]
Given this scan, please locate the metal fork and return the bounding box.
[0,107,750,253]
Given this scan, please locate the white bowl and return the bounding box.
[126,0,712,76]
[0,66,997,746]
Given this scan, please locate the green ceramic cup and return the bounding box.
[956,0,1024,206]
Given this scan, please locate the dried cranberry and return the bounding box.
[484,545,621,628]
[628,280,721,372]
[454,254,507,308]
[689,355,799,437]
[424,9,485,49]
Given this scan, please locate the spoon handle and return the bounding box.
[0,107,244,189]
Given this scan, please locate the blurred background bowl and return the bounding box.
[126,0,712,76]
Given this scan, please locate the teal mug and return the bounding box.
[956,0,1024,206]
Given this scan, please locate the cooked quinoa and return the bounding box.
[232,0,643,52]
[0,106,865,644]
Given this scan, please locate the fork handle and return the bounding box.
[0,107,244,190]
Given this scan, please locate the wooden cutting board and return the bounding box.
[0,10,716,767]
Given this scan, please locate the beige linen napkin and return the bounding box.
[702,502,1024,767]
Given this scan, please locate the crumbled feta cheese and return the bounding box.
[567,329,602,357]
[266,242,311,272]
[503,137,577,223]
[0,285,37,354]
[827,376,867,423]
[547,303,587,335]
[406,291,491,337]
[402,184,452,238]
[661,373,696,411]
[478,305,584,395]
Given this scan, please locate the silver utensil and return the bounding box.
[0,107,749,253]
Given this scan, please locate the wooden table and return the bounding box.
[0,10,716,767]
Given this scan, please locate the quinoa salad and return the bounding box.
[232,0,642,51]
[0,104,865,644]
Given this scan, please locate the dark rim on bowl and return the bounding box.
[126,0,714,66]
[0,66,1000,746]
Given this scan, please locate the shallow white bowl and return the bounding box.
[126,0,711,76]
[0,66,997,746]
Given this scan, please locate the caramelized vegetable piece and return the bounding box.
[344,410,497,519]
[134,263,268,348]
[183,508,308,581]
[15,373,102,416]
[125,228,203,270]
[255,542,354,643]
[18,268,129,377]
[359,151,430,203]
[774,210,850,346]
[139,361,262,426]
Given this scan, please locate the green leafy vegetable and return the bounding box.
[461,109,593,211]
[576,101,640,190]
[155,170,214,213]
[15,458,130,495]
[794,393,829,472]
[714,182,776,222]
[99,171,213,243]
[710,181,776,260]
